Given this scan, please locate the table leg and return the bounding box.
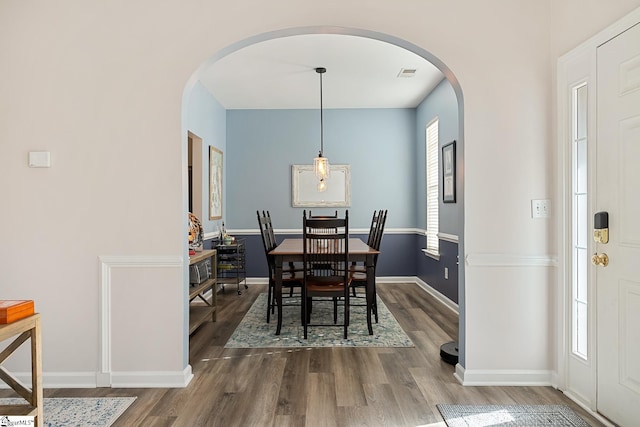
[31,316,43,427]
[366,256,374,335]
[274,256,283,335]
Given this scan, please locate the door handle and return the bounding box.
[591,253,609,267]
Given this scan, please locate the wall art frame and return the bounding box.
[442,140,456,203]
[291,164,351,207]
[209,146,223,220]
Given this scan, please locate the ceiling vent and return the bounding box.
[397,68,417,78]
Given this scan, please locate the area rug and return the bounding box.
[0,397,136,427]
[436,404,589,427]
[225,293,414,348]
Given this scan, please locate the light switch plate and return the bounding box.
[531,199,550,218]
[28,151,51,168]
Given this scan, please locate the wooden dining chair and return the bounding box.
[257,210,303,323]
[349,209,387,323]
[307,210,338,219]
[302,210,351,339]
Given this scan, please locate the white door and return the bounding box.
[596,22,640,426]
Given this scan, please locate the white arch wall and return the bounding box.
[2,0,636,387]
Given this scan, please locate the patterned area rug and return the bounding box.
[0,397,136,427]
[437,404,589,427]
[225,293,414,348]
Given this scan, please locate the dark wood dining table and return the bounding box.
[268,238,380,336]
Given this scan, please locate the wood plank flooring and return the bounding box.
[3,283,606,426]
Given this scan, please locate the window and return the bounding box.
[426,118,439,255]
[572,83,588,359]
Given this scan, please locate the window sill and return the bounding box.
[422,249,440,261]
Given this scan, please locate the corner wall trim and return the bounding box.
[98,255,183,387]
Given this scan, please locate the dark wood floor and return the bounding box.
[8,283,605,426]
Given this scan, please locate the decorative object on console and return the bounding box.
[0,300,34,324]
[188,212,203,254]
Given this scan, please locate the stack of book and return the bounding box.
[0,300,35,324]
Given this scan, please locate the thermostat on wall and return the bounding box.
[28,151,51,168]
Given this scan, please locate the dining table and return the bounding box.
[268,238,380,336]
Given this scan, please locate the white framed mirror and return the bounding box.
[291,164,351,207]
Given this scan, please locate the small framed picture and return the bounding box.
[209,147,223,220]
[442,140,456,203]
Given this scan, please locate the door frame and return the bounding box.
[556,6,640,417]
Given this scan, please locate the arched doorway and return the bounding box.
[181,26,466,366]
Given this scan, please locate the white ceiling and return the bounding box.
[199,34,444,110]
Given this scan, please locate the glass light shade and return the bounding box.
[317,178,327,192]
[314,155,330,180]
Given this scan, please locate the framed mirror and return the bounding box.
[291,164,351,207]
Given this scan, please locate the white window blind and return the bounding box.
[426,118,439,254]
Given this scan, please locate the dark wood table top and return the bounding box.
[269,238,379,256]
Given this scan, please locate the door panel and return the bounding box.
[596,22,640,426]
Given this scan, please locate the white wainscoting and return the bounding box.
[98,255,190,388]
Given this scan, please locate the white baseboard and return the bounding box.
[454,364,554,386]
[411,277,459,314]
[0,366,193,389]
[110,365,193,388]
[245,276,459,317]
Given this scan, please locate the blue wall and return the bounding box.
[415,78,460,233]
[415,79,461,301]
[186,81,227,233]
[188,79,461,304]
[225,108,416,229]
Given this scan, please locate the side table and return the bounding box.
[0,314,43,426]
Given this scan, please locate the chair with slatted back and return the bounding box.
[307,210,338,219]
[349,209,387,323]
[257,210,303,323]
[302,210,351,339]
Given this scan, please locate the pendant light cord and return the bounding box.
[316,67,326,157]
[320,71,323,156]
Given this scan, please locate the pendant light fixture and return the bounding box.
[313,67,329,191]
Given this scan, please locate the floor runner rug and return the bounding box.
[437,404,589,427]
[225,292,414,348]
[0,397,136,427]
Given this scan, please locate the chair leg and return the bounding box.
[373,288,378,324]
[303,296,312,339]
[266,279,273,323]
[306,297,313,324]
[344,296,349,339]
[333,297,338,324]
